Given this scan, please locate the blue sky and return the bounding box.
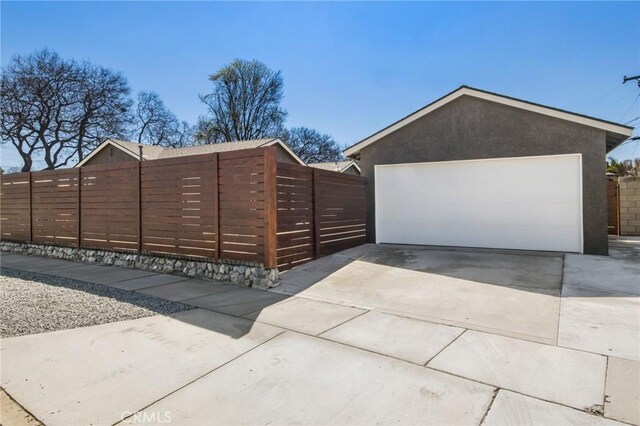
[1,1,639,168]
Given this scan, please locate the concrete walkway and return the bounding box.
[1,242,638,426]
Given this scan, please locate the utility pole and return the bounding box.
[623,75,640,87]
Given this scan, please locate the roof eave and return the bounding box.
[343,86,634,157]
[340,161,361,173]
[263,138,307,165]
[75,138,141,167]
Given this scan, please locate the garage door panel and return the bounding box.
[375,155,582,253]
[377,222,581,253]
[378,177,579,205]
[377,200,581,228]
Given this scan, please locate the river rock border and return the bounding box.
[0,242,279,289]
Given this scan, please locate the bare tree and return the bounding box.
[281,127,343,163]
[0,49,132,171]
[197,59,287,143]
[133,91,192,147]
[172,120,194,147]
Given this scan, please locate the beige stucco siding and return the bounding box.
[81,146,137,167]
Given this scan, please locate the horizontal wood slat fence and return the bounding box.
[0,147,366,270]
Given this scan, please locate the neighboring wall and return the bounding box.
[619,176,640,236]
[274,145,298,164]
[341,165,361,176]
[358,95,609,255]
[82,146,137,167]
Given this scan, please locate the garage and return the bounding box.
[375,154,583,252]
[343,86,633,255]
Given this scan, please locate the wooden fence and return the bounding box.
[0,147,366,270]
[275,163,366,270]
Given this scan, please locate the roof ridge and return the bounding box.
[344,86,634,157]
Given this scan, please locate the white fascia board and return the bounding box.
[264,138,307,165]
[344,161,362,173]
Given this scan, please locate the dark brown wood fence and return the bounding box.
[0,172,30,242]
[82,162,138,251]
[0,146,366,270]
[276,163,314,270]
[32,169,79,246]
[275,164,367,270]
[141,154,218,258]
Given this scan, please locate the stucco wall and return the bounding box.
[341,165,361,175]
[619,176,640,236]
[82,146,137,167]
[274,145,298,164]
[358,95,609,255]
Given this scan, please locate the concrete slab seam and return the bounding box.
[239,296,303,318]
[479,388,500,426]
[108,272,160,284]
[122,279,189,292]
[290,293,376,311]
[1,386,45,425]
[603,356,610,418]
[152,289,240,306]
[315,309,371,336]
[424,365,616,422]
[115,330,287,426]
[423,328,468,366]
[295,296,558,346]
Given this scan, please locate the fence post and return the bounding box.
[137,161,142,253]
[76,168,81,247]
[213,153,220,261]
[28,172,33,243]
[263,147,277,269]
[312,168,321,259]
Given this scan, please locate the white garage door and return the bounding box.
[375,154,583,253]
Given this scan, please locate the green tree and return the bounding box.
[197,59,287,143]
[607,157,640,176]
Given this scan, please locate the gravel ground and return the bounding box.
[0,267,193,338]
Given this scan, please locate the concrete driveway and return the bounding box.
[1,239,638,425]
[276,244,565,344]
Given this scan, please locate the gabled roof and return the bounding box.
[76,138,306,167]
[158,139,275,158]
[344,86,634,158]
[106,139,165,160]
[309,160,361,174]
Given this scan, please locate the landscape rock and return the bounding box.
[0,242,279,288]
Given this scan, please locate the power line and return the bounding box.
[620,93,640,122]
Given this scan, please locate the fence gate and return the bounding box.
[607,178,619,236]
